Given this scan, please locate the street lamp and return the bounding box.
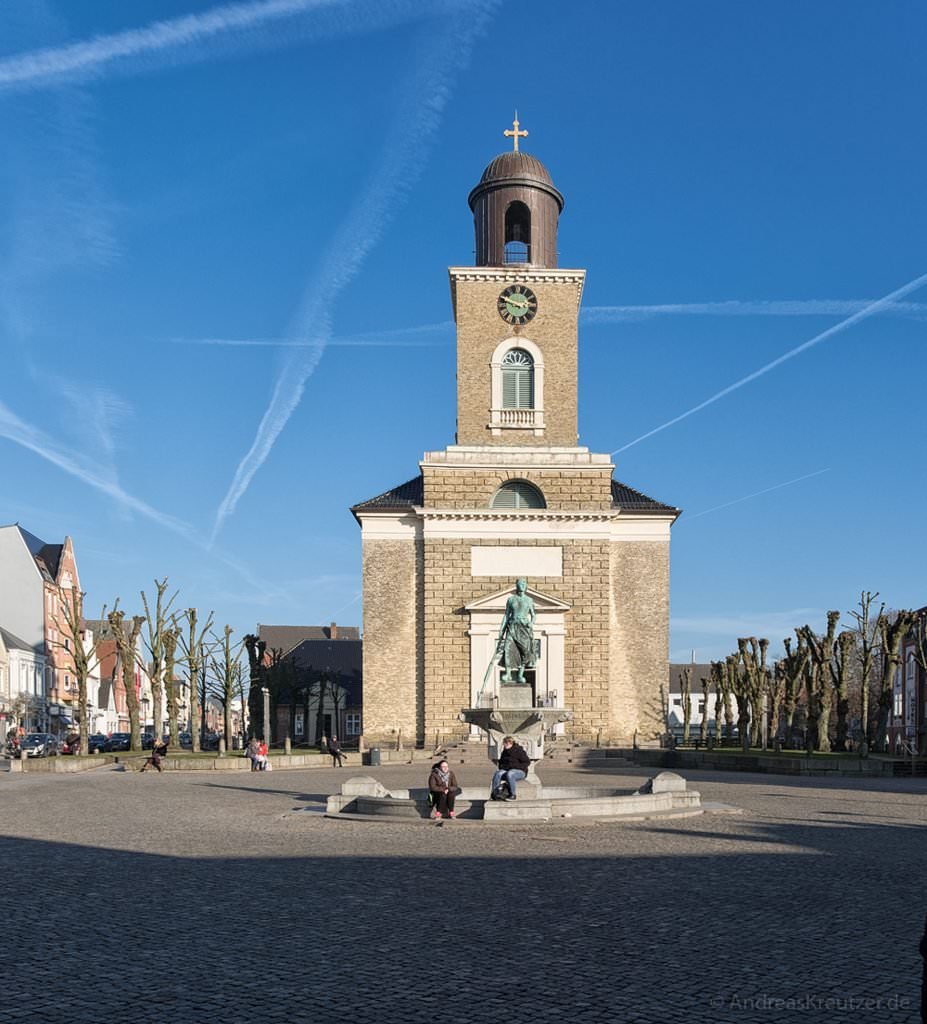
[261,686,271,748]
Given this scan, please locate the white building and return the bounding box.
[0,625,47,734]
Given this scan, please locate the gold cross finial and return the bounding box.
[503,111,528,152]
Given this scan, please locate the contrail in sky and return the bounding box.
[611,269,927,455]
[0,0,443,91]
[210,1,499,543]
[584,299,927,322]
[0,399,192,537]
[684,468,831,521]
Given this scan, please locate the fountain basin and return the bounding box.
[325,772,702,823]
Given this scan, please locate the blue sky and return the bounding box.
[1,0,925,662]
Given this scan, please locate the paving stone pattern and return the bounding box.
[1,762,925,1023]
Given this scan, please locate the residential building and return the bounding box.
[667,663,721,741]
[0,625,46,734]
[256,623,362,744]
[0,524,81,733]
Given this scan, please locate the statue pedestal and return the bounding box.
[497,683,532,709]
[458,705,573,766]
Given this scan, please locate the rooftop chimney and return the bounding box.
[329,621,337,640]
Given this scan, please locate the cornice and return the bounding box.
[447,266,586,306]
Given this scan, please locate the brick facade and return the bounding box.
[422,466,612,511]
[452,270,584,448]
[360,536,422,746]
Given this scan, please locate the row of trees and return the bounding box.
[677,592,926,753]
[52,578,248,755]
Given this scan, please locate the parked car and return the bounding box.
[104,732,131,752]
[20,733,59,758]
[179,732,192,749]
[87,734,108,754]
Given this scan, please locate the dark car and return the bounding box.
[104,732,131,752]
[87,734,108,754]
[179,732,192,749]
[21,733,59,758]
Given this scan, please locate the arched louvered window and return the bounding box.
[490,480,546,509]
[501,348,534,409]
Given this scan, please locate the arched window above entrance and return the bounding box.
[490,480,546,509]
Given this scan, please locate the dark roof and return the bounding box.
[258,624,360,655]
[353,474,677,515]
[469,150,564,212]
[0,625,33,653]
[611,480,679,515]
[84,619,114,641]
[14,525,62,582]
[669,663,715,691]
[286,638,362,706]
[352,475,423,514]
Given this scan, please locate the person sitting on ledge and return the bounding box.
[491,736,530,801]
[428,759,461,819]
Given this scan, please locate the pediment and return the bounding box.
[464,585,571,614]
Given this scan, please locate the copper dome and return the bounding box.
[468,151,564,212]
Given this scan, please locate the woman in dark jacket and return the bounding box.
[428,759,460,819]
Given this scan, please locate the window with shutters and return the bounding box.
[501,348,534,409]
[490,480,546,509]
[490,338,544,433]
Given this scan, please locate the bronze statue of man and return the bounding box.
[498,578,536,683]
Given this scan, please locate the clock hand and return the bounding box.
[506,297,529,310]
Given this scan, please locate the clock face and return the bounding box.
[498,284,538,326]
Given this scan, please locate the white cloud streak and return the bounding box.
[611,270,927,455]
[684,469,831,521]
[210,1,498,542]
[0,0,463,93]
[0,398,192,537]
[584,299,927,323]
[0,0,336,89]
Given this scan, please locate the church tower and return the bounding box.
[353,121,679,750]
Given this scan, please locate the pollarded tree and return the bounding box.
[176,608,214,753]
[832,631,855,752]
[50,588,103,754]
[699,673,711,745]
[798,611,840,752]
[873,610,916,750]
[726,653,751,752]
[779,635,808,743]
[709,660,732,744]
[737,637,770,748]
[141,578,179,740]
[845,591,883,745]
[680,665,692,745]
[162,626,180,748]
[209,625,244,752]
[107,609,145,751]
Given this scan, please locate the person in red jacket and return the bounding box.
[490,736,530,800]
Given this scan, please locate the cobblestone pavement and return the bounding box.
[1,761,925,1023]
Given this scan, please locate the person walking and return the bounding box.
[140,736,167,773]
[428,759,461,819]
[328,734,344,767]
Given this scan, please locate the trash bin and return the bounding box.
[367,747,381,767]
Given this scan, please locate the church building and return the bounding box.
[352,124,679,749]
